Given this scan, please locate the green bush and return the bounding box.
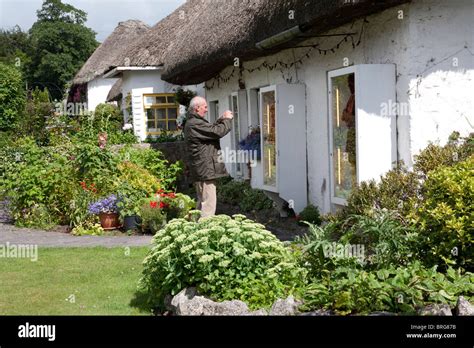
[20,87,54,144]
[345,164,419,218]
[339,210,418,269]
[298,204,322,225]
[139,214,306,310]
[0,62,25,131]
[295,221,364,279]
[0,137,76,227]
[414,157,474,270]
[93,103,123,133]
[217,179,273,212]
[116,145,183,191]
[414,132,473,179]
[301,262,474,315]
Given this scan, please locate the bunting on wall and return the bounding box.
[204,19,367,90]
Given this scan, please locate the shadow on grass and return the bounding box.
[129,290,159,315]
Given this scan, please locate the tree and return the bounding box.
[0,26,33,80]
[29,0,98,101]
[0,62,25,131]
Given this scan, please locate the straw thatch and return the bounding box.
[160,0,410,85]
[73,20,150,84]
[110,0,197,71]
[106,78,123,102]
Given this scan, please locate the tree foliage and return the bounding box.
[0,62,25,131]
[28,0,98,100]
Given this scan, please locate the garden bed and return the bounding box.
[216,201,308,241]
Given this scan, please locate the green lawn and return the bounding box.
[0,247,152,315]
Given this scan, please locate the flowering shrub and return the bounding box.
[88,194,119,215]
[139,214,306,310]
[140,191,195,233]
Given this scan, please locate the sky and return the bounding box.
[0,0,186,42]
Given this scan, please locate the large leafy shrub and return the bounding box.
[139,214,306,310]
[339,210,418,269]
[0,62,25,131]
[93,103,123,133]
[20,87,54,145]
[0,137,76,227]
[301,262,474,315]
[116,145,183,191]
[414,157,474,270]
[217,179,273,212]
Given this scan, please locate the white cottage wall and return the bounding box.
[204,0,473,214]
[87,77,118,112]
[121,70,205,140]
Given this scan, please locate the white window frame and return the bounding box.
[230,92,243,177]
[328,66,357,206]
[259,85,278,193]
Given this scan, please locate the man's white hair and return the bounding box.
[188,96,206,114]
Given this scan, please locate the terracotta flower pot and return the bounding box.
[99,212,121,230]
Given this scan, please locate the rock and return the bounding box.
[269,296,303,316]
[247,309,268,316]
[455,296,474,316]
[418,304,453,316]
[368,311,397,316]
[299,309,334,316]
[170,288,252,316]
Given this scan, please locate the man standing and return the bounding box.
[184,96,233,218]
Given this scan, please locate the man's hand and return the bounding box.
[221,110,233,120]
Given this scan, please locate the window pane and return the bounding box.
[167,96,175,104]
[144,96,154,105]
[168,120,178,131]
[168,108,178,119]
[156,108,166,120]
[157,121,167,130]
[146,109,154,119]
[262,91,276,188]
[156,96,167,104]
[332,73,356,200]
[147,120,156,130]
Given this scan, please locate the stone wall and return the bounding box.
[150,141,192,191]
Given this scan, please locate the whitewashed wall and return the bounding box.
[87,77,118,112]
[121,70,205,141]
[204,0,473,213]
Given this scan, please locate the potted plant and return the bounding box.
[140,198,167,234]
[88,194,120,230]
[116,184,145,232]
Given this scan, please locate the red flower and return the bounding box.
[150,201,158,209]
[159,202,169,209]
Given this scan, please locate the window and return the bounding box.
[230,93,242,175]
[328,64,396,206]
[331,73,356,201]
[143,93,178,135]
[209,100,219,123]
[260,87,277,191]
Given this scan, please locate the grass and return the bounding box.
[0,247,152,315]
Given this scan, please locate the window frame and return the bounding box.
[143,93,179,135]
[328,66,358,206]
[259,85,279,193]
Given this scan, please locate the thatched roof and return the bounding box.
[73,20,150,84]
[110,0,197,70]
[160,0,410,85]
[106,78,123,102]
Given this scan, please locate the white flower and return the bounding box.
[122,123,133,131]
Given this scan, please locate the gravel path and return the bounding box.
[0,200,153,248]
